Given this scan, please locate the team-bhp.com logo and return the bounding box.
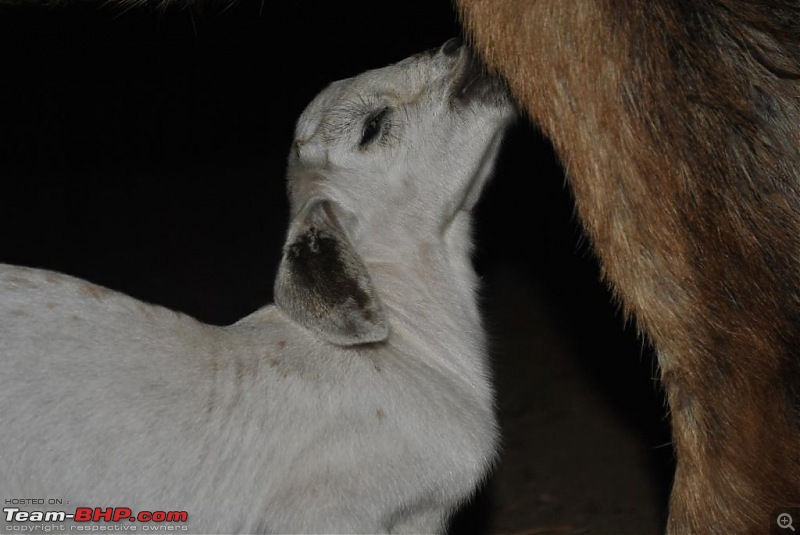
[4,507,188,530]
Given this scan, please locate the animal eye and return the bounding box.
[360,107,389,147]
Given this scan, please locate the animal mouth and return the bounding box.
[451,48,509,106]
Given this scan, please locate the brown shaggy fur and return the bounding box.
[455,0,800,533]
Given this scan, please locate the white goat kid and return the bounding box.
[0,38,515,534]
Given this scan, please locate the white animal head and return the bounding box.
[275,38,515,347]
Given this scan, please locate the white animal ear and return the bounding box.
[274,199,389,346]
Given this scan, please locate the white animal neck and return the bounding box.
[361,212,490,399]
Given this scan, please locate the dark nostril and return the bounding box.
[441,37,463,57]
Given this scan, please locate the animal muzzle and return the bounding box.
[440,38,509,107]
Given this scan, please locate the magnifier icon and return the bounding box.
[779,513,796,531]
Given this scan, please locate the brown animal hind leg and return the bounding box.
[455,0,800,533]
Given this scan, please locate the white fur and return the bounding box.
[0,41,514,534]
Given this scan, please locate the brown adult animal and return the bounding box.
[455,1,800,533]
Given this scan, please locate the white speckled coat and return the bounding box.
[0,39,514,534]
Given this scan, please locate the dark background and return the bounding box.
[0,2,673,533]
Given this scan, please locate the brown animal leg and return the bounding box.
[455,1,800,533]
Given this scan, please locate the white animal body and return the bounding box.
[0,39,515,534]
